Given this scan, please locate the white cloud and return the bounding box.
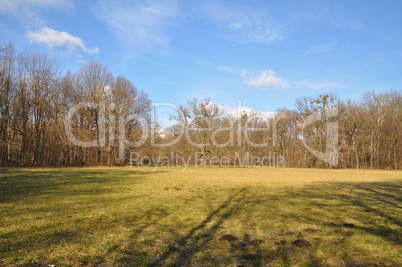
[90,0,179,55]
[244,70,289,90]
[160,101,275,129]
[219,66,289,90]
[26,27,99,54]
[201,2,282,44]
[220,104,275,120]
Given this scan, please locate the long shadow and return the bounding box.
[90,206,171,266]
[279,180,402,245]
[283,180,402,266]
[1,170,401,266]
[0,203,172,266]
[148,188,248,266]
[116,179,401,265]
[354,183,402,209]
[0,168,154,204]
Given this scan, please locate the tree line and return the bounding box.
[161,92,400,169]
[0,43,401,169]
[0,43,151,166]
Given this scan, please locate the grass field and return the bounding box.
[0,167,401,266]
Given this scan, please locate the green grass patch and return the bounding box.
[0,167,401,266]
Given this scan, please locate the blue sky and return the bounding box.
[1,0,401,126]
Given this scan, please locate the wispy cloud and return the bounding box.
[0,0,73,27]
[219,66,248,77]
[194,59,213,66]
[90,0,179,55]
[200,2,282,44]
[26,27,99,54]
[306,41,337,55]
[294,79,342,90]
[290,2,364,32]
[0,0,73,11]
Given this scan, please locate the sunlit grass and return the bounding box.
[0,167,401,266]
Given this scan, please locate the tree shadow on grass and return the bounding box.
[0,168,154,204]
[1,169,401,266]
[297,180,402,244]
[148,188,249,266]
[0,204,172,266]
[143,179,401,266]
[269,180,401,266]
[109,187,254,266]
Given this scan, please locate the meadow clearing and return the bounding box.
[0,167,400,266]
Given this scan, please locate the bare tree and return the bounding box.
[0,43,15,164]
[173,98,223,165]
[77,60,113,165]
[363,91,386,169]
